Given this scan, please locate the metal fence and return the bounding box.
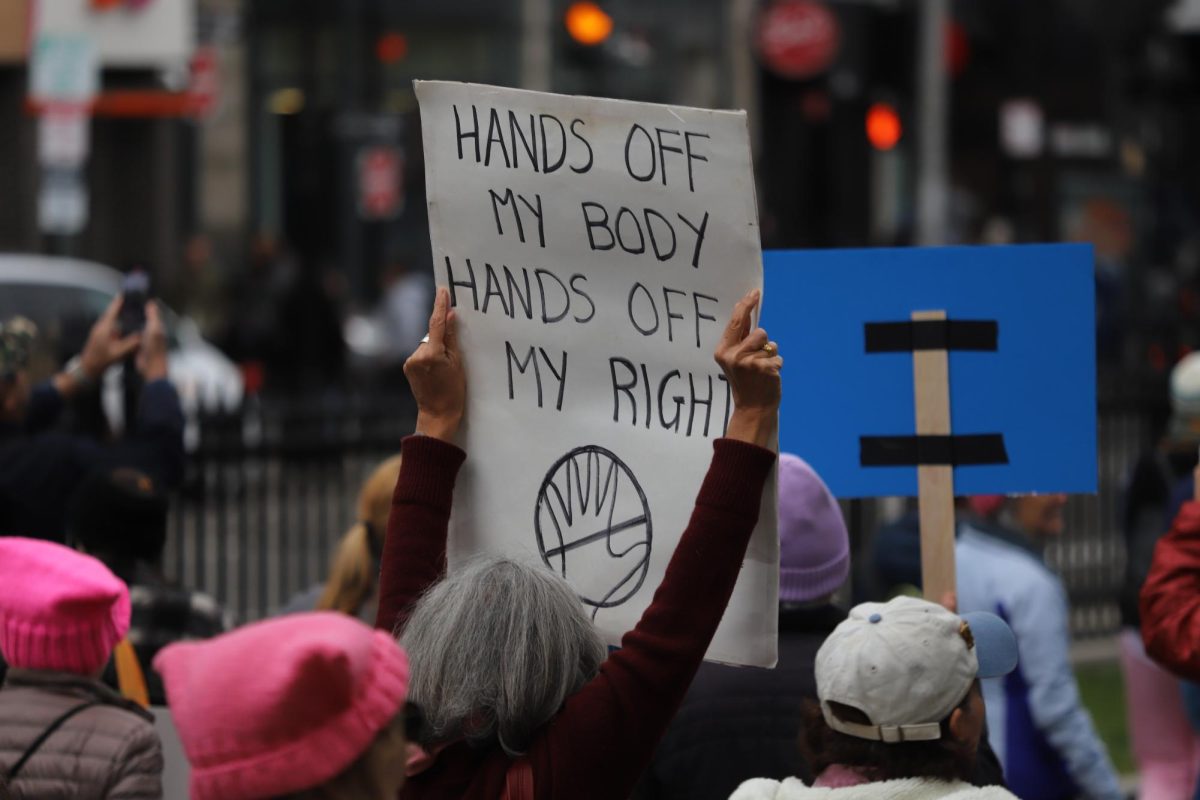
[1050,394,1165,638]
[163,393,416,624]
[165,387,1167,637]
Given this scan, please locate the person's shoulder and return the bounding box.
[945,785,1021,800]
[878,779,1020,800]
[729,777,784,800]
[730,777,820,800]
[957,526,1042,570]
[279,583,325,616]
[87,701,157,737]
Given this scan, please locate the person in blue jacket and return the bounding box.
[957,495,1123,800]
[0,297,184,542]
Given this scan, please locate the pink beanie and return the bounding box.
[155,611,410,800]
[0,537,131,675]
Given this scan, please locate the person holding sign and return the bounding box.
[729,596,1020,800]
[376,287,781,799]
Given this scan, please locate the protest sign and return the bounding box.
[764,243,1097,499]
[416,81,778,667]
[765,243,1094,601]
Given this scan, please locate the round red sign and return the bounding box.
[756,0,840,81]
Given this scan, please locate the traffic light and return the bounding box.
[375,32,408,65]
[564,2,613,47]
[866,102,902,151]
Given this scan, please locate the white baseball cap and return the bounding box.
[815,596,1018,744]
[1169,353,1200,441]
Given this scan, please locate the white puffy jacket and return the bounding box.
[730,777,1019,800]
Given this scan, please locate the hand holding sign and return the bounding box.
[406,286,466,443]
[418,81,779,665]
[716,289,782,449]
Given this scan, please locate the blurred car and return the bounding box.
[0,254,243,443]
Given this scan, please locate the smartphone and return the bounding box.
[118,271,150,335]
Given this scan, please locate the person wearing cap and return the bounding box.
[956,500,1123,800]
[1118,352,1200,799]
[730,596,1021,800]
[0,537,163,799]
[155,611,413,800]
[377,288,781,799]
[635,459,1006,800]
[0,297,184,542]
[1143,459,1200,680]
[1141,468,1200,796]
[1142,461,1200,800]
[66,467,230,705]
[633,454,851,800]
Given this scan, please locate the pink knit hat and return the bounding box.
[0,537,131,675]
[155,611,410,800]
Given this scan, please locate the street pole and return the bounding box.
[730,0,761,155]
[914,0,949,246]
[521,0,553,91]
[339,0,365,301]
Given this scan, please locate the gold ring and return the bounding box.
[762,343,776,356]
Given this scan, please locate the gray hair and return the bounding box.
[399,556,607,756]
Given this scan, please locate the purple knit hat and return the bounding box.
[0,537,131,675]
[778,454,850,603]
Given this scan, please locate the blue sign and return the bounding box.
[764,244,1096,498]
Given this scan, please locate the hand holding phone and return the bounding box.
[118,271,150,335]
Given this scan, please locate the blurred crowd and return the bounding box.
[3,275,1200,798]
[166,233,433,398]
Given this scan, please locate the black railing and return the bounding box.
[164,392,416,624]
[166,386,1168,638]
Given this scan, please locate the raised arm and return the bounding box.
[531,289,782,799]
[99,302,185,488]
[375,287,467,634]
[54,294,143,402]
[18,295,142,434]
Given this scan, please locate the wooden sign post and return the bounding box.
[911,310,957,604]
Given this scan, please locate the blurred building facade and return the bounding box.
[0,0,205,276]
[1,0,1200,385]
[241,0,739,304]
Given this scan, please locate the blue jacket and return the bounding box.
[956,523,1122,800]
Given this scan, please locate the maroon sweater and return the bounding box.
[376,435,776,800]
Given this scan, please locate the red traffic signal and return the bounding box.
[866,102,902,151]
[565,2,613,46]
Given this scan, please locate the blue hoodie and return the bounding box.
[956,522,1122,800]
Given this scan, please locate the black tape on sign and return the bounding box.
[864,320,999,353]
[860,434,1009,467]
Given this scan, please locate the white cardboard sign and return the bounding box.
[417,82,779,667]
